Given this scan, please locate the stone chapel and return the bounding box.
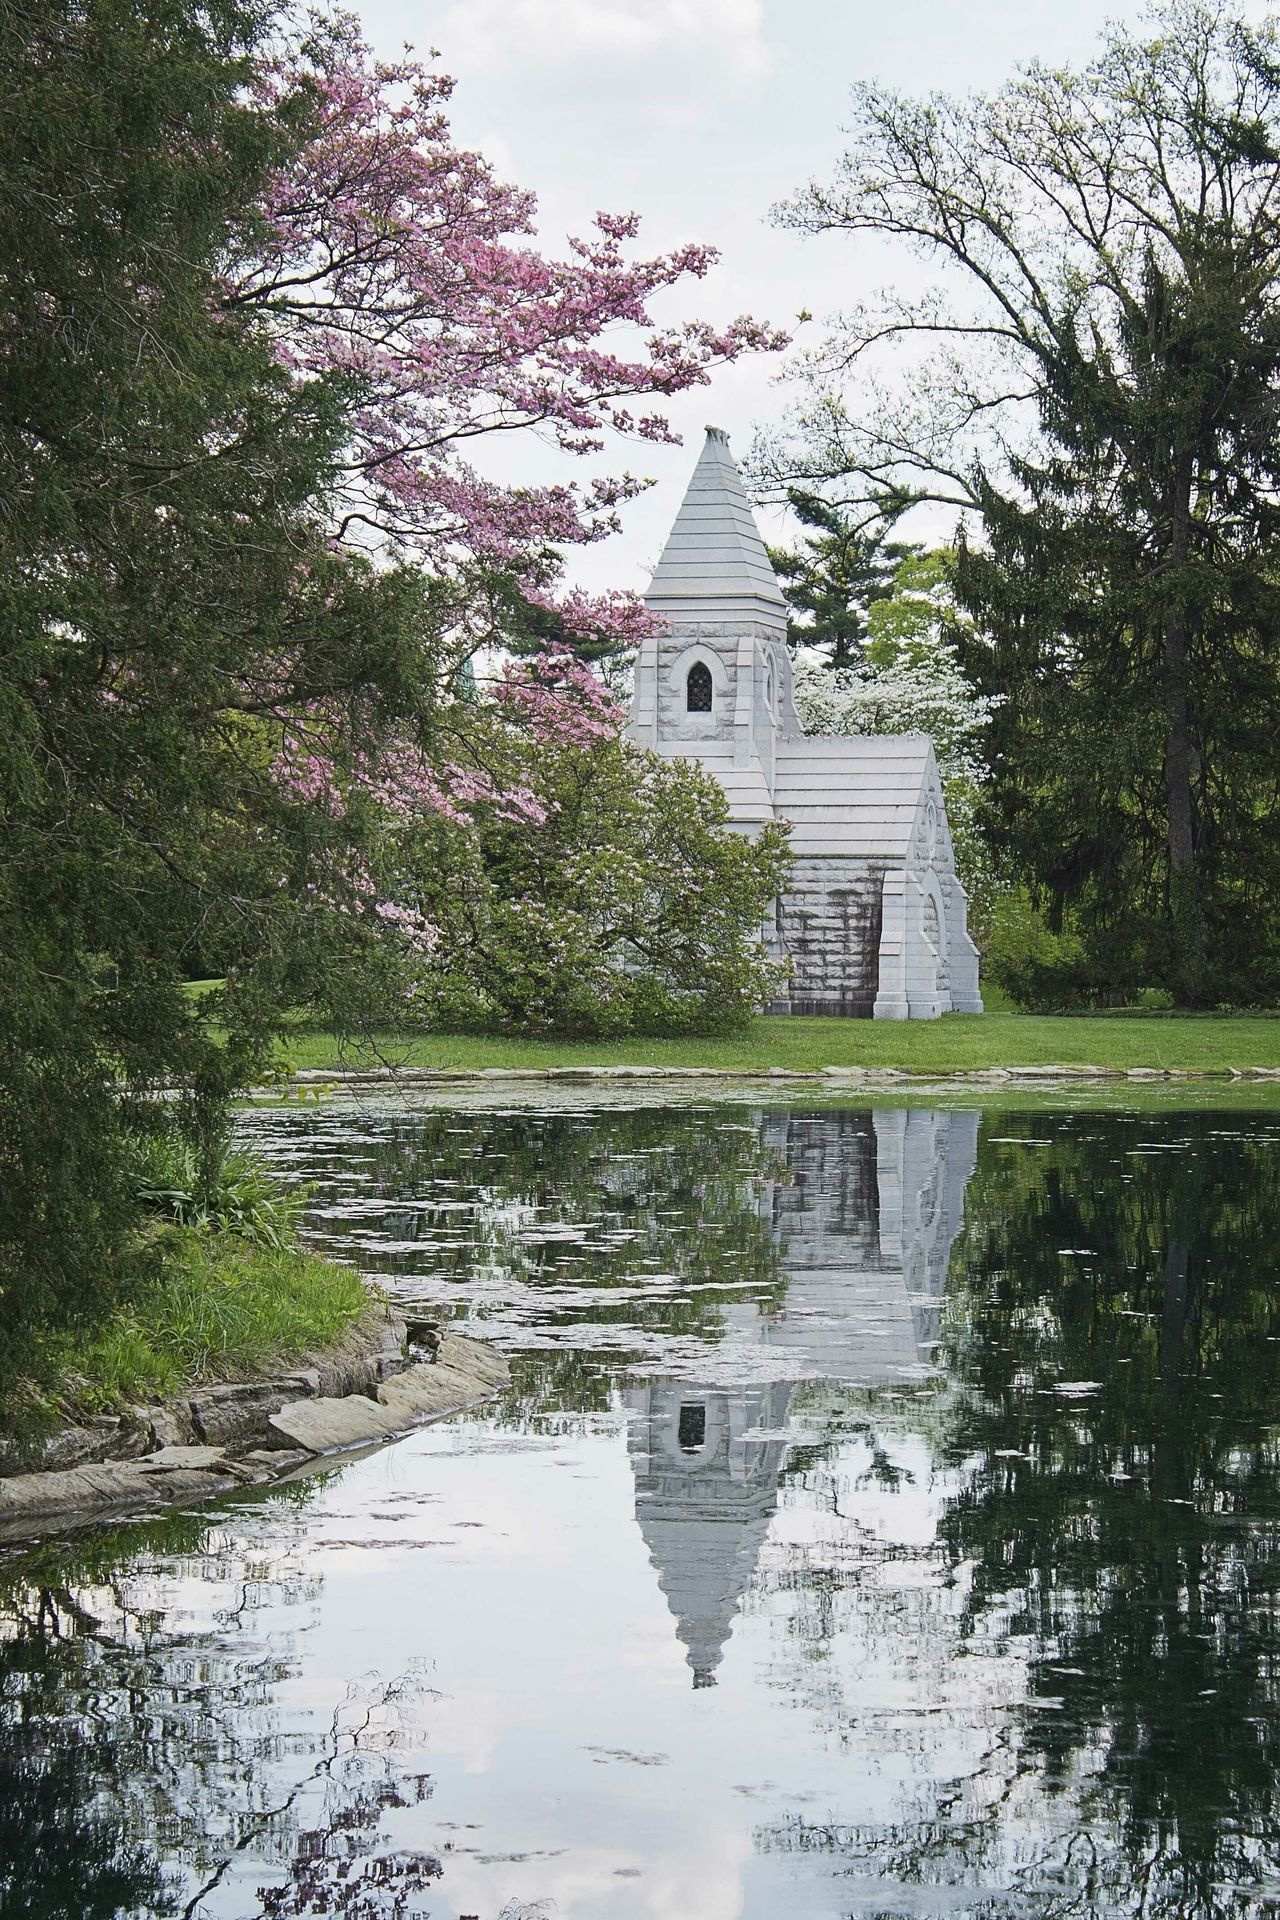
[626,427,983,1019]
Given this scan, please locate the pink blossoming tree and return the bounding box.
[233,15,788,982]
[237,16,785,625]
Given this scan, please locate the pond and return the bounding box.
[5,1091,1280,1919]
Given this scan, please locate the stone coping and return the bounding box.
[263,1063,1280,1093]
[0,1324,510,1546]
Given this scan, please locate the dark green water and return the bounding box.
[3,1094,1280,1919]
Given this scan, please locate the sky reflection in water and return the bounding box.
[4,1093,1280,1919]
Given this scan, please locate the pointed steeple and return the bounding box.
[645,426,786,630]
[625,1379,795,1688]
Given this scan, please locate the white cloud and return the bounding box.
[437,0,771,86]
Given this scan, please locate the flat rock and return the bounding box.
[440,1334,511,1389]
[137,1445,232,1473]
[377,1338,510,1424]
[0,1460,234,1523]
[138,1404,197,1450]
[0,1326,508,1537]
[33,1426,113,1473]
[267,1394,402,1455]
[377,1363,476,1422]
[282,1368,323,1396]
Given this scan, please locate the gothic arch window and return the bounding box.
[686,660,713,712]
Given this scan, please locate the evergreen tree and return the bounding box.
[767,492,908,669]
[0,0,435,1383]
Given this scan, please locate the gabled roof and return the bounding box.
[647,733,939,860]
[645,426,787,630]
[772,734,935,859]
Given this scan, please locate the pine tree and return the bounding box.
[767,492,910,669]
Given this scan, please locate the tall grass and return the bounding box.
[131,1135,305,1249]
[56,1229,370,1415]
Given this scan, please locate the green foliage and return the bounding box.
[398,731,793,1036]
[862,549,965,670]
[130,1136,305,1250]
[771,2,1280,1008]
[767,492,911,669]
[981,891,1095,1011]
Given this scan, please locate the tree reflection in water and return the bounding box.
[0,1500,444,1918]
[3,1098,1280,1918]
[755,1108,1280,1919]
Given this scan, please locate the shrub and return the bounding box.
[982,893,1094,1011]
[131,1136,304,1250]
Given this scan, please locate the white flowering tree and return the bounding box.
[790,551,1003,931]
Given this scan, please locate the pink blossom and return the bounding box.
[228,17,787,580]
[494,649,624,747]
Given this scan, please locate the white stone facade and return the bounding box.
[626,427,982,1019]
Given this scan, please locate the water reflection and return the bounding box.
[0,1500,446,1918]
[620,1105,979,1688]
[4,1097,1280,1918]
[245,1098,980,1393]
[626,1378,794,1688]
[761,1106,978,1381]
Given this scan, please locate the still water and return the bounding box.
[5,1092,1280,1919]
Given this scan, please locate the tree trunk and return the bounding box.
[1163,456,1205,1006]
[1152,1233,1191,1511]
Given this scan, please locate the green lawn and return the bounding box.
[278,1011,1280,1076]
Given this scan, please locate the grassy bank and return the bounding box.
[279,1011,1280,1076]
[17,1228,368,1430]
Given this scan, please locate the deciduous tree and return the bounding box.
[763,1,1280,1005]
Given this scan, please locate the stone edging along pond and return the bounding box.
[0,1312,510,1546]
[270,1063,1280,1092]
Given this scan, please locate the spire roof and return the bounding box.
[645,426,786,630]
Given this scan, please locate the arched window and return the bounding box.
[686,660,713,712]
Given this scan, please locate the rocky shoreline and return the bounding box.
[0,1309,509,1545]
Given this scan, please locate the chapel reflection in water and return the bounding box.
[625,1105,979,1686]
[7,1102,1280,1920]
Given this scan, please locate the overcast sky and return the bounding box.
[350,0,1261,595]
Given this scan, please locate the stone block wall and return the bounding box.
[776,855,887,1017]
[654,630,736,745]
[762,1109,882,1266]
